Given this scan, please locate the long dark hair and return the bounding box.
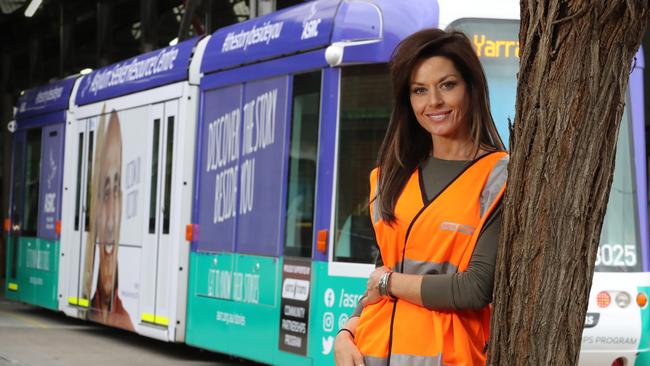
[376,28,505,223]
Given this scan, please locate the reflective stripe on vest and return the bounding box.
[356,152,508,366]
[365,353,443,366]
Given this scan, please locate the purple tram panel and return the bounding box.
[200,0,338,74]
[196,84,244,252]
[195,76,290,256]
[15,77,76,120]
[75,37,199,106]
[37,124,65,241]
[236,76,289,257]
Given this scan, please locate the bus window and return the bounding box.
[284,72,321,258]
[333,64,392,264]
[596,104,642,272]
[23,128,42,237]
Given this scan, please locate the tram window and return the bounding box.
[22,128,42,237]
[11,137,25,230]
[149,119,161,234]
[74,133,83,230]
[596,104,642,272]
[283,72,321,258]
[85,131,94,232]
[162,116,174,234]
[10,138,25,279]
[333,64,391,264]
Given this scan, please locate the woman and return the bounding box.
[334,28,508,366]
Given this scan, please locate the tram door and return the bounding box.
[140,100,178,327]
[6,132,26,295]
[66,117,96,310]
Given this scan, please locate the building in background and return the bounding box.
[0,0,309,287]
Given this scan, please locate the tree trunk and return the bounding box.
[489,1,649,365]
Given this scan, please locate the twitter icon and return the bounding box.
[322,336,334,355]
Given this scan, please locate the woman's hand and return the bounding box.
[365,266,391,305]
[334,330,365,366]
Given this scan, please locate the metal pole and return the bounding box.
[140,0,157,52]
[59,2,73,77]
[96,0,112,67]
[178,0,202,42]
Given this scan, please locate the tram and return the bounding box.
[4,0,649,365]
[5,76,77,310]
[185,0,650,365]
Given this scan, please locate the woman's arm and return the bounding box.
[366,206,501,310]
[334,317,364,366]
[366,268,423,306]
[420,208,501,310]
[350,251,383,315]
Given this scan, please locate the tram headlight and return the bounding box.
[615,291,631,308]
[325,44,344,66]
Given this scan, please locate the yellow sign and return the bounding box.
[473,34,519,59]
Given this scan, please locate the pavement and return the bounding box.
[0,291,263,366]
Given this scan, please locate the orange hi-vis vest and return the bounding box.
[356,151,509,366]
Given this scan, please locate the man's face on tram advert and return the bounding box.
[97,111,123,301]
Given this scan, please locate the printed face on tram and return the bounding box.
[97,112,122,300]
[409,56,471,141]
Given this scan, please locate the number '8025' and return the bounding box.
[595,243,637,267]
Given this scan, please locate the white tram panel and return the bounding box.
[59,36,207,343]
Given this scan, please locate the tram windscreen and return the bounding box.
[452,19,642,272]
[332,19,643,270]
[449,19,518,146]
[332,64,391,264]
[596,105,642,272]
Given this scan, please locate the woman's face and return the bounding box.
[409,56,470,142]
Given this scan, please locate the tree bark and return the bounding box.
[489,1,649,365]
